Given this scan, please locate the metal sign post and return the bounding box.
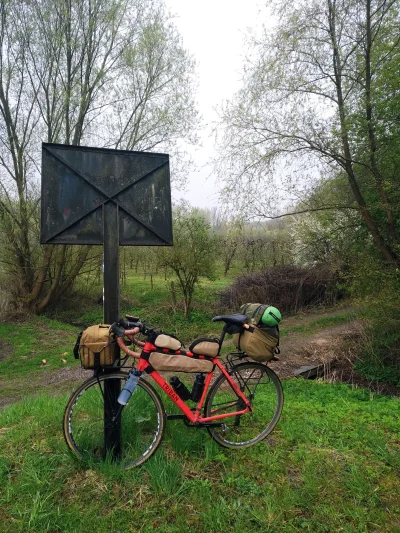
[103,200,122,457]
[41,143,173,458]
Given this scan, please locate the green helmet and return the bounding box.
[261,306,282,327]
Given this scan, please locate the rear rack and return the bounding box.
[225,351,250,370]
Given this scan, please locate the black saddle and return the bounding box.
[212,314,247,326]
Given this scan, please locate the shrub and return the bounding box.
[219,265,341,314]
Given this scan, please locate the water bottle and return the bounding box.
[169,376,191,401]
[118,372,140,405]
[191,373,205,402]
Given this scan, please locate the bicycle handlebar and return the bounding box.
[118,318,141,331]
[110,319,146,359]
[111,318,157,339]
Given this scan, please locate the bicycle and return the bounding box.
[63,313,284,468]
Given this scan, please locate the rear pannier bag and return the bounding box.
[233,326,278,363]
[76,324,117,369]
[189,338,220,357]
[149,352,214,373]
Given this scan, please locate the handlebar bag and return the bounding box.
[75,324,117,369]
[149,352,214,373]
[233,326,278,363]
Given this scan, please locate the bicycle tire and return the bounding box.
[204,362,283,448]
[63,372,165,468]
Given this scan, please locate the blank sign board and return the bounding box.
[41,143,173,245]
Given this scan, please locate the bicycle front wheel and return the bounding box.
[63,372,165,468]
[204,362,283,448]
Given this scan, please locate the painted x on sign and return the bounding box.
[41,143,173,246]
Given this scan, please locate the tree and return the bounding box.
[157,205,216,317]
[216,0,400,268]
[0,0,198,312]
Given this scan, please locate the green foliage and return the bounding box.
[355,278,400,383]
[157,205,217,317]
[354,360,400,387]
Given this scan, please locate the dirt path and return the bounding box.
[271,320,364,378]
[219,305,363,379]
[268,307,399,396]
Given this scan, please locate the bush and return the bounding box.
[219,265,341,314]
[356,280,400,382]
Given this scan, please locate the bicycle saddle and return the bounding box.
[212,314,247,325]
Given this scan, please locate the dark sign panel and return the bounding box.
[41,143,172,245]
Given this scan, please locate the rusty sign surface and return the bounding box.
[41,143,172,246]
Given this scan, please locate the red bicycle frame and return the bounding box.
[118,337,252,424]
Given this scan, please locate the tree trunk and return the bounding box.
[328,0,400,268]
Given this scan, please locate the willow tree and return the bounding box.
[217,0,400,268]
[0,0,198,312]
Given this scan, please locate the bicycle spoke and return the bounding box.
[63,373,165,468]
[205,363,283,448]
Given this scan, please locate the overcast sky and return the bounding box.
[164,0,265,208]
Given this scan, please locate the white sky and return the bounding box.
[165,0,265,209]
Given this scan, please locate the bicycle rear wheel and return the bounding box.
[204,362,283,448]
[63,372,165,468]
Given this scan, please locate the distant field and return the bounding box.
[50,271,236,341]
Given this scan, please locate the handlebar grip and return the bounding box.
[111,323,126,337]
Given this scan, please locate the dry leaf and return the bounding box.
[61,358,67,364]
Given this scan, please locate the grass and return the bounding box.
[0,316,79,379]
[0,380,399,532]
[280,311,358,338]
[50,273,227,342]
[1,272,400,531]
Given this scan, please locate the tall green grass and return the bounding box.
[1,380,399,532]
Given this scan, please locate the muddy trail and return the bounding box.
[0,306,398,409]
[271,307,364,379]
[271,307,399,396]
